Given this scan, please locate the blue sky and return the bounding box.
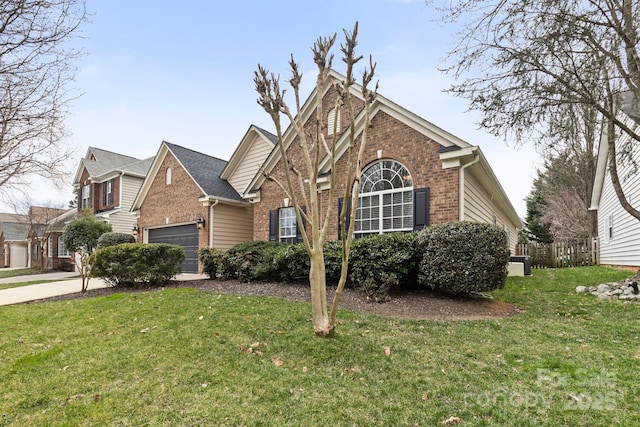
[25,0,540,217]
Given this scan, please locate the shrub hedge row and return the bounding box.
[199,221,510,299]
[91,243,185,287]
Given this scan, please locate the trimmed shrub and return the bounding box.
[415,222,509,295]
[221,241,283,282]
[90,243,185,287]
[97,232,136,249]
[350,233,419,301]
[323,240,344,285]
[56,259,73,272]
[198,247,227,279]
[272,242,309,283]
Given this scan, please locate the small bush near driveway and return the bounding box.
[91,243,185,287]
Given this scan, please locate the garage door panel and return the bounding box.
[148,224,198,273]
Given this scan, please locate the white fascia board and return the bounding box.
[589,123,610,211]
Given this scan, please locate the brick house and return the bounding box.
[130,126,276,273]
[0,216,31,268]
[244,70,522,250]
[72,147,154,233]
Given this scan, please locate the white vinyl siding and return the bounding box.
[597,120,640,267]
[227,135,273,195]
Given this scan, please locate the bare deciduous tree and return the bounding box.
[255,22,377,336]
[0,0,87,196]
[436,0,640,221]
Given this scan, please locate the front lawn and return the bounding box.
[0,266,638,426]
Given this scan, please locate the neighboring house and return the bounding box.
[0,218,31,268]
[244,70,522,251]
[72,147,154,233]
[0,208,76,270]
[590,92,640,269]
[131,128,275,273]
[34,208,77,271]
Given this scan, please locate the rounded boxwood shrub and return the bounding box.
[415,222,509,295]
[350,233,419,301]
[222,241,283,282]
[90,243,185,287]
[270,240,343,284]
[272,242,309,283]
[198,247,227,279]
[96,231,136,249]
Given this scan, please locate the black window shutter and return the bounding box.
[269,210,278,241]
[296,206,306,243]
[338,198,351,240]
[413,187,430,231]
[102,181,108,206]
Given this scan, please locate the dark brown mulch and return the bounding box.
[33,279,523,321]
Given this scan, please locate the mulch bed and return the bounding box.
[32,279,523,321]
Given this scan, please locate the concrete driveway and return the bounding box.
[0,270,207,306]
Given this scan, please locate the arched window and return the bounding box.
[166,167,172,185]
[355,159,413,236]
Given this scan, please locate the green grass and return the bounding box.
[0,280,70,291]
[0,266,638,426]
[0,268,41,279]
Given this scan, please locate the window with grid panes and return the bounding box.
[355,160,413,236]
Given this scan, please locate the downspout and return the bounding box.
[459,151,480,221]
[208,200,218,248]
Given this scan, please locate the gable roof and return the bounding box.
[165,142,243,201]
[244,70,521,227]
[72,147,154,187]
[220,124,277,182]
[246,69,474,194]
[0,221,31,241]
[131,141,245,212]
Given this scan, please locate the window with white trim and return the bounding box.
[607,213,614,241]
[102,179,114,206]
[48,236,53,257]
[355,160,413,236]
[166,167,172,185]
[279,207,297,243]
[81,185,91,210]
[58,237,70,258]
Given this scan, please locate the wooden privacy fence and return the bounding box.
[515,238,598,269]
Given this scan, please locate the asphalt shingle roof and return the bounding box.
[83,147,153,179]
[0,222,31,241]
[165,142,244,201]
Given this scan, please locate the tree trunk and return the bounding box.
[309,248,330,336]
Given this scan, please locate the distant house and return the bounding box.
[130,128,275,273]
[244,70,523,250]
[0,208,76,270]
[590,93,640,269]
[0,215,31,268]
[72,147,154,233]
[36,208,77,271]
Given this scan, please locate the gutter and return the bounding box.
[459,149,480,221]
